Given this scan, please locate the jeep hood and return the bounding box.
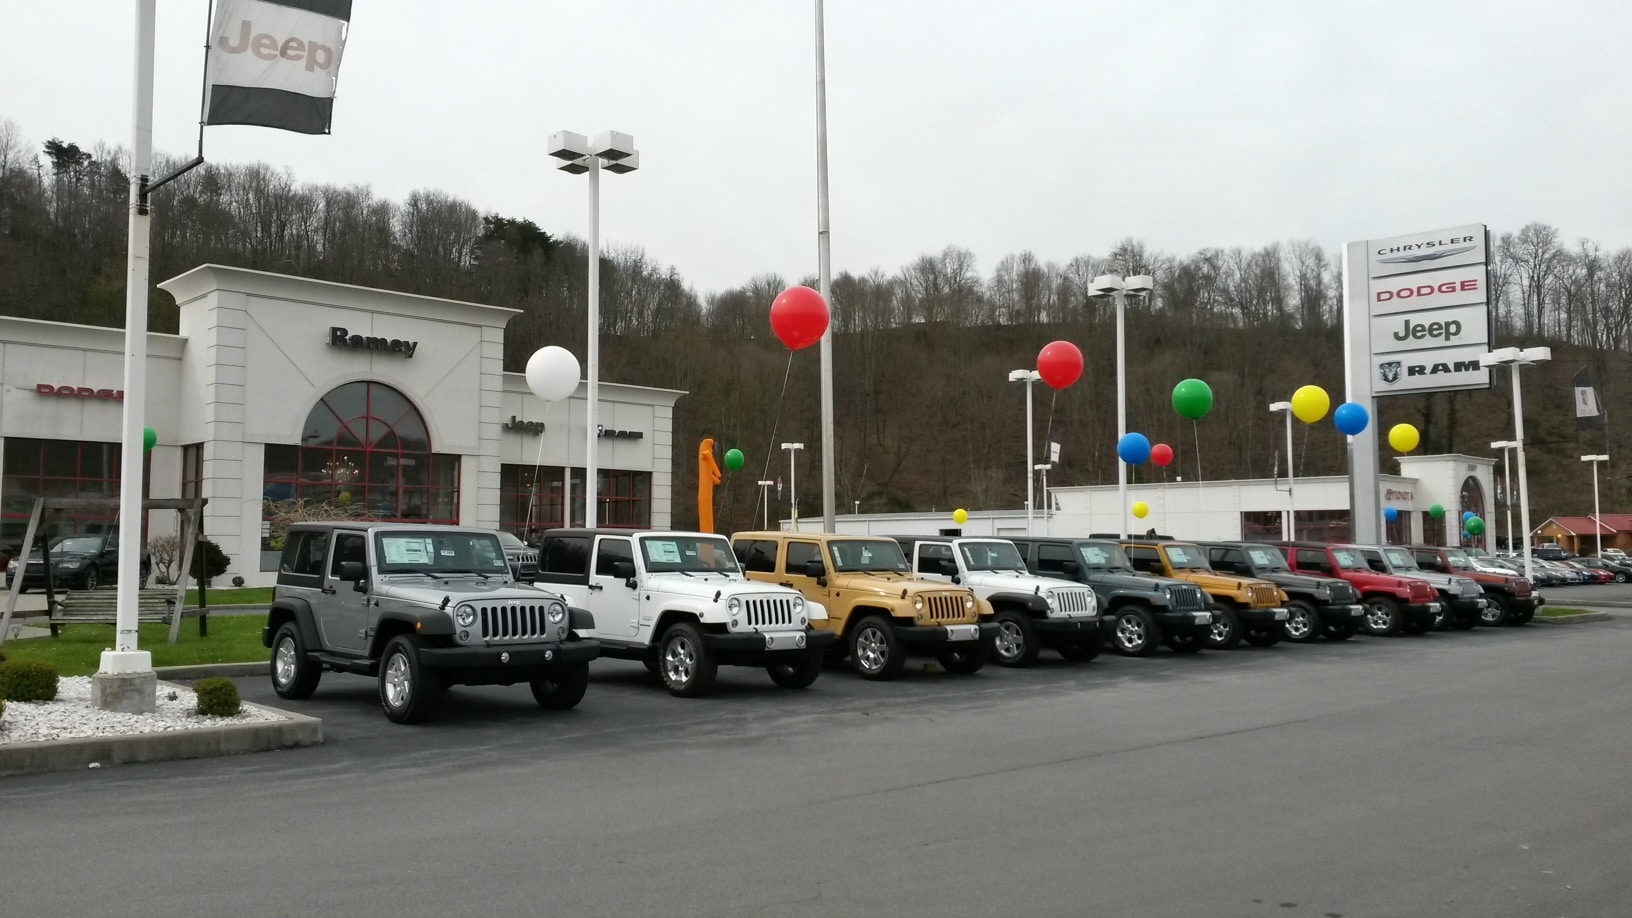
[641,572,794,600]
[963,570,1076,593]
[1080,570,1182,593]
[830,571,957,597]
[1256,570,1338,592]
[373,577,565,605]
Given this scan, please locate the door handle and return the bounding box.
[588,583,603,591]
[321,585,336,595]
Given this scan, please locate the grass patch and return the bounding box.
[0,616,268,677]
[180,586,275,607]
[1539,606,1596,617]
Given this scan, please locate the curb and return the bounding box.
[0,682,322,778]
[156,662,269,680]
[1530,611,1613,625]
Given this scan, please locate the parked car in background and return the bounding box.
[1532,545,1577,562]
[5,534,151,592]
[1494,557,1563,587]
[1575,555,1632,583]
[1201,541,1365,642]
[1537,558,1589,584]
[1598,547,1629,562]
[1559,560,1613,584]
[497,530,539,583]
[1408,545,1539,626]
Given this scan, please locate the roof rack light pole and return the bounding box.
[1481,346,1551,581]
[547,130,640,529]
[1582,454,1610,556]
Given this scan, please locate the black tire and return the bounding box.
[1401,615,1433,635]
[1166,631,1203,654]
[936,640,989,675]
[1109,605,1162,657]
[1323,620,1359,641]
[642,654,660,675]
[81,565,99,592]
[1450,611,1479,630]
[1615,571,1628,584]
[270,621,321,700]
[1510,603,1536,625]
[1205,604,1243,649]
[848,614,905,680]
[1482,594,1513,627]
[378,634,436,724]
[1056,633,1102,662]
[657,621,717,697]
[530,665,589,710]
[1361,596,1402,636]
[767,652,824,689]
[990,610,1040,667]
[1244,627,1282,647]
[1282,600,1321,642]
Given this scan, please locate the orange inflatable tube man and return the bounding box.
[698,437,723,533]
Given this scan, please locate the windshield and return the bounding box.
[51,536,106,554]
[959,541,1027,572]
[497,532,525,549]
[639,536,741,574]
[1383,548,1419,570]
[1442,549,1473,570]
[1163,544,1211,570]
[374,530,511,576]
[829,539,911,573]
[1244,546,1289,571]
[1077,542,1131,571]
[1331,548,1368,570]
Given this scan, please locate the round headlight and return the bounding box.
[546,601,567,624]
[913,595,924,611]
[454,605,477,628]
[727,596,741,613]
[964,595,976,610]
[791,595,805,614]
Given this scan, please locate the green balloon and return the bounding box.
[142,426,157,452]
[1172,378,1214,420]
[723,448,745,472]
[1466,517,1485,535]
[1428,503,1445,519]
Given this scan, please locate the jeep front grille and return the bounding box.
[1329,581,1357,603]
[1166,585,1207,611]
[743,596,802,630]
[1050,588,1096,616]
[1248,584,1280,607]
[923,592,972,623]
[477,603,555,643]
[1455,579,1482,597]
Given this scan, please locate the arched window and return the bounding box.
[1459,475,1487,546]
[263,382,459,528]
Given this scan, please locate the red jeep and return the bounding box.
[1274,541,1440,636]
[1410,545,1539,625]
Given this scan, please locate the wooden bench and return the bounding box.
[47,589,197,637]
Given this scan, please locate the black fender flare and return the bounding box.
[264,597,322,650]
[568,605,596,633]
[986,591,1049,615]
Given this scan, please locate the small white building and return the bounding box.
[819,454,1498,548]
[0,265,683,586]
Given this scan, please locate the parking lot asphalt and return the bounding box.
[3,618,1630,918]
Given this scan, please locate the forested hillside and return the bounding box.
[3,119,1629,532]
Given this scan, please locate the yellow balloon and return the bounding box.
[1388,423,1421,452]
[1291,385,1330,424]
[952,508,969,525]
[1132,500,1150,519]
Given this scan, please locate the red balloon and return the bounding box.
[1151,443,1174,467]
[769,286,830,351]
[1036,340,1084,390]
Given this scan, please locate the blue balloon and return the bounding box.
[1462,510,1476,522]
[1384,507,1400,523]
[1117,432,1153,465]
[1333,402,1370,436]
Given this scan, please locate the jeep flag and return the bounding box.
[204,0,351,135]
[1575,366,1605,429]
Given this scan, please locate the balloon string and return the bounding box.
[1192,419,1203,520]
[754,350,797,530]
[524,417,549,535]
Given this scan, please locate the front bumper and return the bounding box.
[1033,615,1104,643]
[1319,603,1365,624]
[894,621,1000,648]
[1238,607,1290,628]
[704,628,840,664]
[419,638,601,673]
[1445,596,1487,621]
[1403,602,1440,627]
[1146,608,1213,637]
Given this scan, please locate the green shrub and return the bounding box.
[189,539,232,586]
[0,658,60,702]
[194,676,241,717]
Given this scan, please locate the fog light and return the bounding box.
[500,651,510,663]
[796,633,806,648]
[458,630,470,642]
[545,649,554,661]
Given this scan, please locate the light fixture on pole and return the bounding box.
[1008,369,1041,534]
[1582,454,1610,556]
[1270,401,1294,540]
[1491,440,1517,553]
[1480,346,1551,581]
[548,129,639,529]
[781,442,805,531]
[1089,273,1154,537]
[757,480,775,530]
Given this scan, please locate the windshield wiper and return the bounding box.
[436,569,492,579]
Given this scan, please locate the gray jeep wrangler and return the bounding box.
[263,522,600,723]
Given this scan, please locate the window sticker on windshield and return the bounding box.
[1082,547,1108,564]
[647,540,682,564]
[384,539,432,565]
[1168,546,1192,564]
[1248,549,1276,565]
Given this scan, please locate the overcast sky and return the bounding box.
[3,1,1629,295]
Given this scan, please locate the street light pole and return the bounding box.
[1583,454,1609,555]
[1491,440,1516,553]
[1090,275,1153,537]
[1271,401,1294,540]
[548,130,639,529]
[1009,369,1040,535]
[781,442,805,531]
[1482,346,1551,581]
[757,479,774,530]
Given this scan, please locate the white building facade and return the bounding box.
[1,266,682,587]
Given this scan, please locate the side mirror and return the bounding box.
[339,560,367,590]
[937,559,958,577]
[803,559,826,578]
[1061,560,1080,576]
[612,560,635,582]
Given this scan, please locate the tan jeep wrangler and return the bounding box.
[1121,539,1289,650]
[731,531,995,680]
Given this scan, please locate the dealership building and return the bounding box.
[0,265,682,586]
[823,453,1503,549]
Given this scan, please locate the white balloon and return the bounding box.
[525,346,581,402]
